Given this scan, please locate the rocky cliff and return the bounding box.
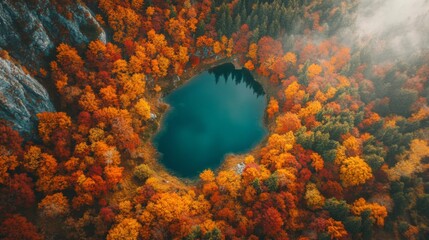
[0,57,55,138]
[0,0,106,137]
[0,0,106,70]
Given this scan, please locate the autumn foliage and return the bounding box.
[1,0,428,239]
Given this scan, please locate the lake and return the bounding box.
[153,63,267,178]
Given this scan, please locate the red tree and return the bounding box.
[262,207,284,237]
[0,215,43,240]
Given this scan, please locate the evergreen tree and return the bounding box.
[196,21,206,38]
[324,198,350,221]
[265,174,279,192]
[233,15,242,34]
[344,216,362,235]
[361,210,373,240]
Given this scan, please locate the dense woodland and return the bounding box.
[0,0,429,239]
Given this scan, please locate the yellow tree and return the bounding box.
[263,132,295,153]
[307,63,322,79]
[310,152,324,172]
[156,55,170,78]
[92,141,121,166]
[216,170,241,198]
[78,86,100,112]
[0,147,18,184]
[213,41,222,54]
[326,218,348,239]
[339,156,372,187]
[129,44,151,74]
[409,107,429,122]
[55,43,84,74]
[100,85,119,107]
[107,218,141,240]
[298,101,322,119]
[304,183,325,210]
[145,192,191,224]
[200,169,215,182]
[284,81,306,110]
[23,146,42,172]
[121,73,146,103]
[112,59,129,77]
[226,38,234,57]
[244,60,255,71]
[37,112,72,144]
[177,46,189,65]
[283,52,297,65]
[104,166,123,186]
[38,193,70,218]
[247,43,258,61]
[342,136,362,157]
[200,169,218,196]
[275,112,302,133]
[351,198,388,226]
[134,98,151,120]
[284,81,300,100]
[242,165,270,185]
[260,133,295,171]
[107,6,141,42]
[387,139,429,181]
[266,97,279,118]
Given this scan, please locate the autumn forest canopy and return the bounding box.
[0,0,429,239]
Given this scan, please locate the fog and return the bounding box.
[355,0,429,59]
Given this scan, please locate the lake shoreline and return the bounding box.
[149,56,273,184]
[146,56,240,185]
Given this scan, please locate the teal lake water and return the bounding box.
[154,63,267,178]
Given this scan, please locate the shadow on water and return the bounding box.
[154,62,267,179]
[209,63,265,97]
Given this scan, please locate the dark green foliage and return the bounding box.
[324,198,350,221]
[375,127,413,165]
[233,15,242,34]
[259,16,268,37]
[252,179,262,194]
[169,5,177,18]
[364,119,384,136]
[196,21,206,38]
[392,192,407,217]
[296,130,339,163]
[317,232,330,240]
[362,137,386,171]
[344,216,362,235]
[364,154,384,171]
[133,164,155,181]
[226,0,305,42]
[184,226,222,240]
[203,228,222,240]
[265,174,279,192]
[361,210,373,240]
[315,109,355,141]
[397,221,409,234]
[416,194,429,218]
[251,27,260,42]
[396,118,421,133]
[216,4,231,37]
[322,149,338,163]
[390,181,405,194]
[184,226,202,240]
[389,89,418,117]
[390,182,408,217]
[298,61,310,85]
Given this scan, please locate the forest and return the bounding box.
[0,0,428,239]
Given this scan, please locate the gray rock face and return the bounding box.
[0,0,106,70]
[0,0,106,137]
[0,57,55,137]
